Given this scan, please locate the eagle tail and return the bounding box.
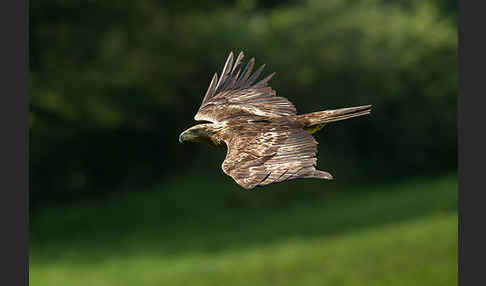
[296,105,372,134]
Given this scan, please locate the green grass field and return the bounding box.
[30,175,457,286]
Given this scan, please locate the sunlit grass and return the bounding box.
[30,175,457,286]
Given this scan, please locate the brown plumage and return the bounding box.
[179,51,372,190]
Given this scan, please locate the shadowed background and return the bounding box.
[30,0,457,285]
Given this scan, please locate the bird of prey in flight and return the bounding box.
[179,51,372,190]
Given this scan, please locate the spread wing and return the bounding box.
[221,119,333,190]
[194,51,297,123]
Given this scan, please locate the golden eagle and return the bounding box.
[179,51,372,190]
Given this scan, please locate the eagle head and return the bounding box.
[179,123,224,147]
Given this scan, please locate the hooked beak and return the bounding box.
[179,131,190,143]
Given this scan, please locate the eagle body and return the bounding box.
[179,51,372,190]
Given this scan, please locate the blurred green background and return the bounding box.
[29,0,457,285]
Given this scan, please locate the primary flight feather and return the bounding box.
[179,51,372,190]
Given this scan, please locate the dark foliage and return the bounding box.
[30,0,457,206]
